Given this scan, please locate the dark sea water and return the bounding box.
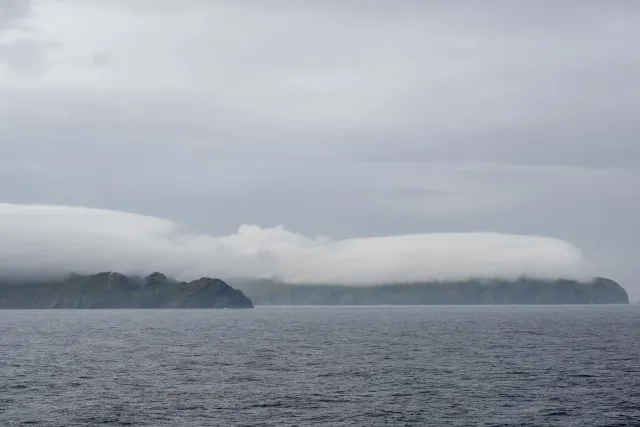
[1,306,639,426]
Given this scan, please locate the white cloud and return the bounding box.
[0,203,592,284]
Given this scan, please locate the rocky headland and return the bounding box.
[0,272,254,309]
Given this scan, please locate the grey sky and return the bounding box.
[1,1,639,297]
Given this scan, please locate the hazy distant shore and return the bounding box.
[231,277,629,306]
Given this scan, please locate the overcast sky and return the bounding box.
[1,1,639,297]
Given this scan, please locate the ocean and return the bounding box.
[1,306,638,426]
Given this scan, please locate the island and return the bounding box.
[0,272,254,309]
[0,273,630,308]
[229,277,629,305]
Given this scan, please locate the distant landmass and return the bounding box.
[230,277,629,305]
[0,273,630,308]
[0,272,253,309]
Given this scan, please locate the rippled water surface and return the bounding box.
[1,306,639,426]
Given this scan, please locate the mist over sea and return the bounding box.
[1,306,638,426]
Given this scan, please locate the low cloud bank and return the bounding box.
[0,204,593,284]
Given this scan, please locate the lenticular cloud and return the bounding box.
[0,203,592,284]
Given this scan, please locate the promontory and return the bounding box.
[0,272,254,309]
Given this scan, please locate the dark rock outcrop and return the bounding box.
[231,276,629,305]
[0,273,253,309]
[142,271,170,288]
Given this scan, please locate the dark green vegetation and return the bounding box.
[0,272,253,309]
[230,277,629,305]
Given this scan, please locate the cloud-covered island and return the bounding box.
[0,204,629,306]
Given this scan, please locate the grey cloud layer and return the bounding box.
[0,1,638,297]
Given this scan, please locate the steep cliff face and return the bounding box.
[231,277,629,305]
[0,272,253,309]
[587,277,630,304]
